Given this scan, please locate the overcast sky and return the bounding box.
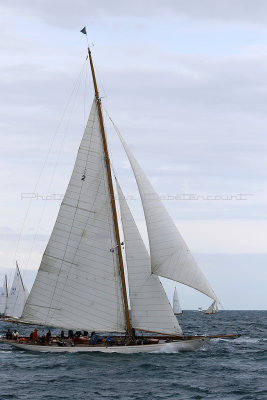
[0,0,266,310]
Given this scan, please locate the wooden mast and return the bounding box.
[87,46,132,335]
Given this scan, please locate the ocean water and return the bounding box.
[0,311,266,400]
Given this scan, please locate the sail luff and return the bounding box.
[87,48,131,334]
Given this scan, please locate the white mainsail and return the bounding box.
[173,287,182,315]
[116,180,182,335]
[116,129,218,302]
[0,275,8,315]
[5,264,29,318]
[21,100,126,333]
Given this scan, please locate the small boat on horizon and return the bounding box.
[205,300,218,315]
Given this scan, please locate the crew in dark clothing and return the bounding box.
[46,330,52,342]
[40,334,46,344]
[131,328,136,339]
[60,330,65,339]
[89,331,97,345]
[6,329,12,340]
[68,330,74,339]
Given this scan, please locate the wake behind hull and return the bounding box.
[9,338,209,353]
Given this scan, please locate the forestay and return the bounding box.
[116,130,218,302]
[5,265,29,318]
[116,180,182,335]
[21,100,126,332]
[0,275,8,315]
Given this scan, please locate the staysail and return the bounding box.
[21,100,126,332]
[0,275,8,315]
[5,264,29,318]
[116,128,218,302]
[173,287,182,315]
[116,180,182,335]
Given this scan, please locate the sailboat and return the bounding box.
[0,275,8,316]
[205,300,218,315]
[6,262,29,319]
[173,287,182,315]
[2,34,240,353]
[0,263,29,319]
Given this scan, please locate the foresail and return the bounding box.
[21,100,126,332]
[6,265,29,318]
[116,180,182,335]
[173,287,182,315]
[0,275,8,315]
[116,130,218,302]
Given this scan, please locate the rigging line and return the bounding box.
[22,59,87,279]
[94,63,107,101]
[84,57,89,129]
[96,101,128,327]
[102,136,127,329]
[13,57,88,271]
[113,177,158,300]
[103,110,149,311]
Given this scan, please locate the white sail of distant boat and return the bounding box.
[5,262,29,319]
[173,287,182,315]
[0,275,8,315]
[198,307,203,312]
[205,300,218,315]
[1,33,240,354]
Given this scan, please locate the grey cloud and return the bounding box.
[3,0,267,27]
[2,46,267,192]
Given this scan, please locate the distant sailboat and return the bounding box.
[6,262,29,319]
[0,263,29,319]
[0,275,8,316]
[205,300,218,315]
[173,287,182,315]
[2,31,240,353]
